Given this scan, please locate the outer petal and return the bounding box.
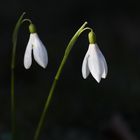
[82,48,90,79]
[88,44,104,83]
[24,34,33,69]
[32,33,48,68]
[95,44,108,78]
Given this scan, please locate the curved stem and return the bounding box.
[34,21,88,140]
[11,12,25,140]
[78,27,93,35]
[21,18,32,24]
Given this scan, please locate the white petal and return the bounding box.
[32,33,48,68]
[82,48,90,79]
[95,44,108,78]
[88,44,104,83]
[24,34,33,69]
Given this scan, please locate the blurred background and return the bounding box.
[0,0,140,140]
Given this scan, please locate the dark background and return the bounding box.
[0,0,140,140]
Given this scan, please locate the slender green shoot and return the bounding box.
[11,12,25,140]
[34,21,89,140]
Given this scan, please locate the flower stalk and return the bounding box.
[11,12,49,140]
[11,12,26,140]
[34,21,88,140]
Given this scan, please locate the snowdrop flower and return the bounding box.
[24,24,48,69]
[82,31,108,83]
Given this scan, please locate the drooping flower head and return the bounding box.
[82,31,108,83]
[24,23,48,69]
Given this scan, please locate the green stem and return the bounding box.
[34,21,88,140]
[78,27,93,35]
[11,68,15,140]
[11,12,25,140]
[21,18,32,24]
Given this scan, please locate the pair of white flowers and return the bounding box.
[24,24,108,83]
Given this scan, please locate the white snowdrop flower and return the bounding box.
[82,31,108,83]
[24,24,48,69]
